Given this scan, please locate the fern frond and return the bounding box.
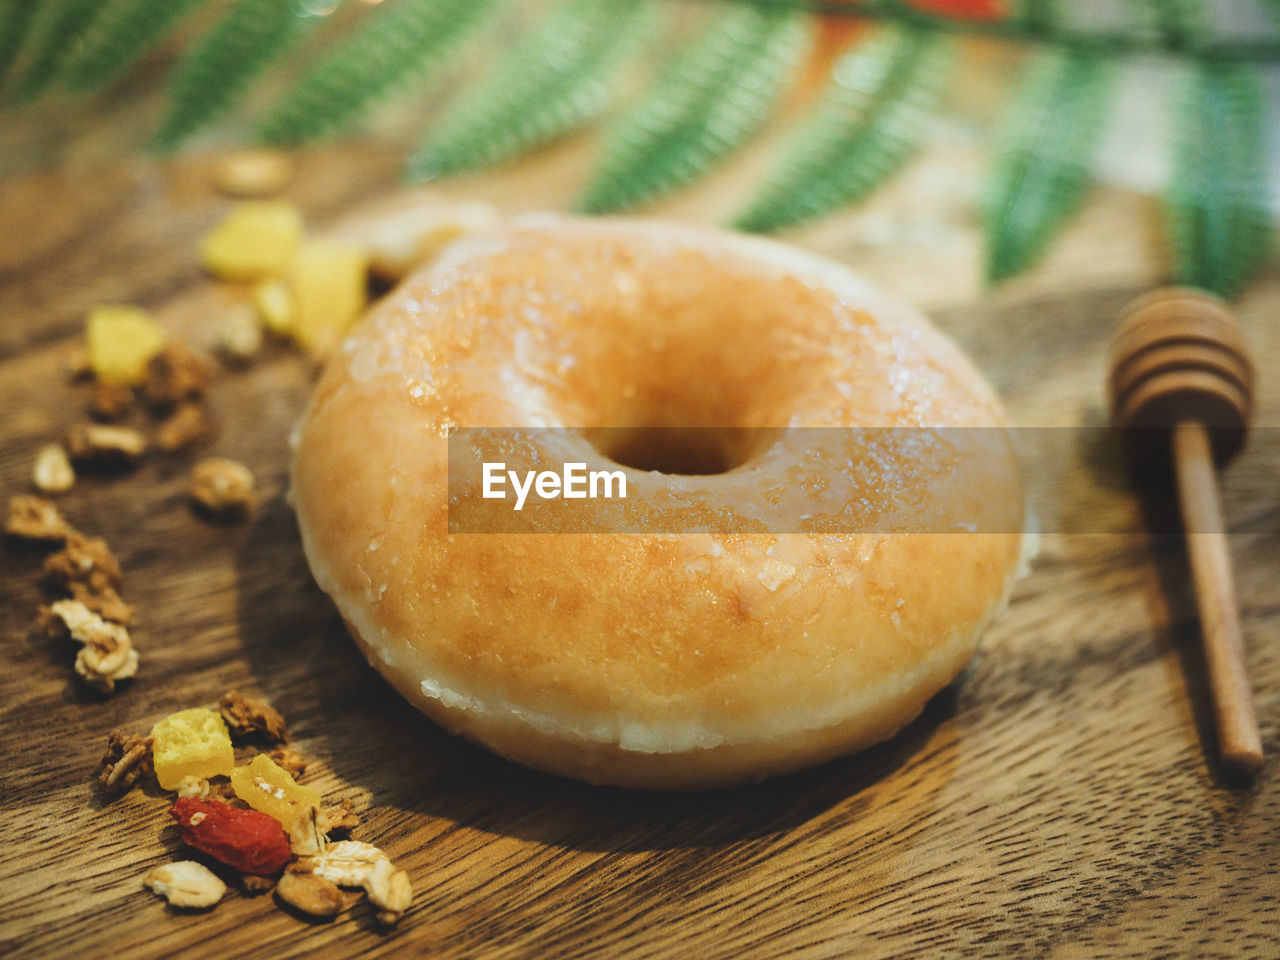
[0,0,37,90]
[59,0,209,94]
[256,0,498,146]
[732,26,953,234]
[408,0,654,180]
[9,0,109,104]
[1014,0,1066,34]
[155,0,315,149]
[1166,63,1273,297]
[576,3,809,214]
[1127,0,1206,49]
[983,51,1113,282]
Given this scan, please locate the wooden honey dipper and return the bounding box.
[1108,287,1262,777]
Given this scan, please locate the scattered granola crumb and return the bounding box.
[220,690,288,742]
[6,494,73,541]
[240,873,276,895]
[212,304,264,365]
[32,444,76,494]
[210,779,240,801]
[190,458,255,519]
[267,747,308,780]
[69,582,136,626]
[48,599,139,693]
[320,798,359,836]
[175,776,212,799]
[44,532,123,595]
[88,381,135,422]
[275,869,344,918]
[142,342,212,411]
[66,423,147,464]
[363,857,412,926]
[99,731,154,795]
[155,403,212,453]
[143,861,226,909]
[213,150,295,199]
[64,348,92,382]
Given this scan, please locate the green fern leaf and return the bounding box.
[984,51,1112,282]
[155,0,316,149]
[1014,0,1066,34]
[9,0,110,104]
[408,0,654,180]
[0,0,38,90]
[732,26,952,234]
[576,3,809,214]
[1127,0,1205,48]
[60,0,210,94]
[1166,63,1273,298]
[256,0,499,146]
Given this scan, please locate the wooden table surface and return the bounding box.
[2,74,1279,959]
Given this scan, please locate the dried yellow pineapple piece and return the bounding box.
[289,240,369,354]
[86,305,167,386]
[252,279,295,335]
[200,201,303,282]
[151,707,235,789]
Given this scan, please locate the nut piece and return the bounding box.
[155,403,212,453]
[213,150,295,199]
[32,444,76,494]
[64,348,92,382]
[296,840,387,888]
[66,423,147,464]
[190,458,255,519]
[6,495,72,541]
[142,342,212,411]
[319,798,359,836]
[49,599,139,693]
[44,532,123,595]
[143,861,226,909]
[240,873,275,894]
[99,731,154,795]
[88,381,135,422]
[212,304,264,364]
[219,690,288,742]
[363,857,412,926]
[268,746,308,779]
[275,870,344,918]
[68,583,135,626]
[175,775,212,799]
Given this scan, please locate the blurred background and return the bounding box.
[1,0,1278,298]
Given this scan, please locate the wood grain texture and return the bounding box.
[2,63,1279,960]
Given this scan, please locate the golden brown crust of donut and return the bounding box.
[291,217,1024,789]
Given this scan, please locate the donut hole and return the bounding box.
[586,426,776,476]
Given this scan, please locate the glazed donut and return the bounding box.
[290,217,1025,789]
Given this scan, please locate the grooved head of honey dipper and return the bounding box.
[1108,287,1254,470]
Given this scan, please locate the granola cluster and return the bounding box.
[125,692,412,928]
[7,497,140,694]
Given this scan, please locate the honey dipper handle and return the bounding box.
[1172,419,1263,776]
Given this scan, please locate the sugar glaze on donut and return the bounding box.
[290,217,1026,789]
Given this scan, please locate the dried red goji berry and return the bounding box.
[169,797,291,875]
